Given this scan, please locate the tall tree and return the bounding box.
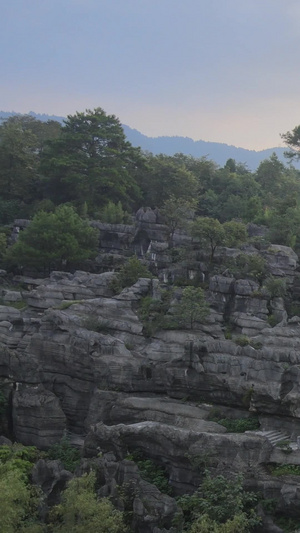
[0,115,62,219]
[139,153,198,208]
[191,217,225,262]
[41,108,143,213]
[160,195,196,245]
[281,125,300,161]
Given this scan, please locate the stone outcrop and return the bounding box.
[2,216,300,531]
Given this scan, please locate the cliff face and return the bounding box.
[2,215,300,531]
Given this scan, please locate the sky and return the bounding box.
[1,0,300,150]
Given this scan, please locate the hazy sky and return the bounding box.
[2,0,300,150]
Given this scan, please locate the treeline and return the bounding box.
[1,108,300,250]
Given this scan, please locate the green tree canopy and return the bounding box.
[0,115,61,206]
[6,205,99,272]
[41,108,143,213]
[139,153,199,207]
[191,217,226,262]
[110,255,152,294]
[281,124,300,161]
[160,195,197,244]
[49,471,126,533]
[171,287,210,330]
[178,472,260,533]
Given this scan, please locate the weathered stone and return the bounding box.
[12,385,66,448]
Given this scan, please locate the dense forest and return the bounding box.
[0,107,300,273]
[2,108,300,531]
[1,108,300,250]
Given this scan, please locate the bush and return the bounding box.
[263,276,287,298]
[176,471,260,532]
[234,335,250,347]
[83,317,111,334]
[235,253,266,282]
[126,451,172,495]
[269,464,300,476]
[110,255,152,294]
[215,417,260,433]
[47,437,81,472]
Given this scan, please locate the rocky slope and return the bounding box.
[2,215,300,531]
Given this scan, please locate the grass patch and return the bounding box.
[268,464,300,476]
[57,300,83,310]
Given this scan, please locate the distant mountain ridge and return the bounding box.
[0,110,294,171]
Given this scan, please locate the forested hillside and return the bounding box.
[1,107,300,257]
[2,107,300,532]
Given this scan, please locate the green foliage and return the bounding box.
[49,471,126,532]
[57,300,83,310]
[139,153,199,207]
[0,443,39,475]
[177,471,260,532]
[5,205,99,272]
[99,201,132,224]
[212,417,260,433]
[47,437,81,472]
[222,221,247,248]
[281,124,300,161]
[235,253,266,282]
[268,464,300,476]
[170,286,210,330]
[138,291,173,337]
[160,195,197,241]
[110,255,152,294]
[275,441,293,454]
[0,298,27,310]
[234,335,250,347]
[0,444,42,532]
[185,452,216,472]
[263,276,287,298]
[267,314,279,328]
[191,217,225,262]
[127,451,172,495]
[83,317,111,334]
[242,387,254,408]
[41,107,143,212]
[186,512,254,532]
[274,514,300,533]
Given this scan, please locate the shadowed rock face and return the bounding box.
[1,263,300,448]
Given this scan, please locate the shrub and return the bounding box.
[176,471,260,532]
[263,276,287,298]
[268,314,279,327]
[234,335,250,347]
[110,255,152,294]
[235,253,266,282]
[83,317,111,334]
[268,464,300,476]
[215,417,260,433]
[47,437,81,472]
[127,450,172,495]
